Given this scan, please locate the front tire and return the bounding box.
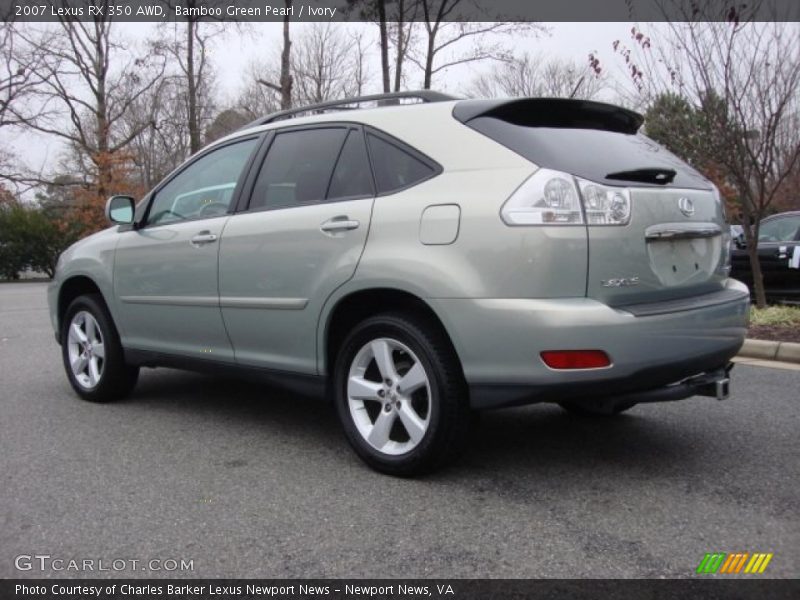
[333,313,470,476]
[61,294,139,402]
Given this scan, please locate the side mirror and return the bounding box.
[105,195,135,225]
[735,233,747,249]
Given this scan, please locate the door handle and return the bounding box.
[320,217,360,233]
[190,231,218,246]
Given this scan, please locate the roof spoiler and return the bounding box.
[453,98,644,134]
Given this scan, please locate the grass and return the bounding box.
[750,305,800,327]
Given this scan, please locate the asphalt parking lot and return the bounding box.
[1,282,798,579]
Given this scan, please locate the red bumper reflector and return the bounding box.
[540,350,611,369]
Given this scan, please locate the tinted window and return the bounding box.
[759,216,800,243]
[249,128,347,210]
[467,117,711,190]
[367,134,435,195]
[327,131,374,200]
[148,138,257,225]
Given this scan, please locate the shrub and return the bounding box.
[0,202,84,279]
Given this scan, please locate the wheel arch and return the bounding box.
[57,275,108,342]
[320,286,463,378]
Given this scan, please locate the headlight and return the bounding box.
[501,169,631,226]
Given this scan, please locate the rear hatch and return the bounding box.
[455,98,729,306]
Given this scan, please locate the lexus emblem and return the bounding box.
[678,197,695,217]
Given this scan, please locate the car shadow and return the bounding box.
[128,367,341,444]
[126,368,705,485]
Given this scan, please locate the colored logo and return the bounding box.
[696,552,773,574]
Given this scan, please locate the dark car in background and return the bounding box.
[731,211,800,302]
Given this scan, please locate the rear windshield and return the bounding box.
[466,114,711,190]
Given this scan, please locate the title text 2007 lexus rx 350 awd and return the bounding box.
[49,92,749,475]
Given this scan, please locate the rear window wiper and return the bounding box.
[606,168,676,185]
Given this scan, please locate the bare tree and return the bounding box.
[608,4,800,307]
[0,22,44,186]
[351,30,371,96]
[236,60,281,120]
[346,0,418,93]
[155,1,224,154]
[292,24,371,105]
[468,54,606,99]
[388,0,419,91]
[14,10,165,226]
[257,0,294,109]
[410,1,544,89]
[179,16,213,154]
[122,78,192,191]
[244,23,370,116]
[0,24,36,132]
[346,0,391,92]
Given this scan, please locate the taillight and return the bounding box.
[541,350,611,369]
[577,179,631,225]
[501,169,631,226]
[500,168,583,225]
[714,186,732,276]
[718,228,732,275]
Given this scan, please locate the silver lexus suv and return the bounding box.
[48,92,749,475]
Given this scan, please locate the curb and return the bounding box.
[738,339,800,364]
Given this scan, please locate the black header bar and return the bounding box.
[3,579,800,600]
[3,0,799,23]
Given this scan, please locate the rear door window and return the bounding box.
[249,128,348,211]
[367,133,437,195]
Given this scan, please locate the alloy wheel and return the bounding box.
[66,310,105,389]
[347,337,432,456]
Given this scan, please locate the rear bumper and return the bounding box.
[428,279,750,409]
[468,358,736,410]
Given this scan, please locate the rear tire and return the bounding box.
[333,312,470,476]
[61,294,139,402]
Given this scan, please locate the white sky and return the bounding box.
[7,21,636,179]
[206,21,632,96]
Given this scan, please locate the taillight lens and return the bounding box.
[501,168,583,225]
[718,228,732,275]
[714,186,732,276]
[577,179,631,225]
[501,169,631,226]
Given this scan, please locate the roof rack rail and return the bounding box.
[240,90,458,130]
